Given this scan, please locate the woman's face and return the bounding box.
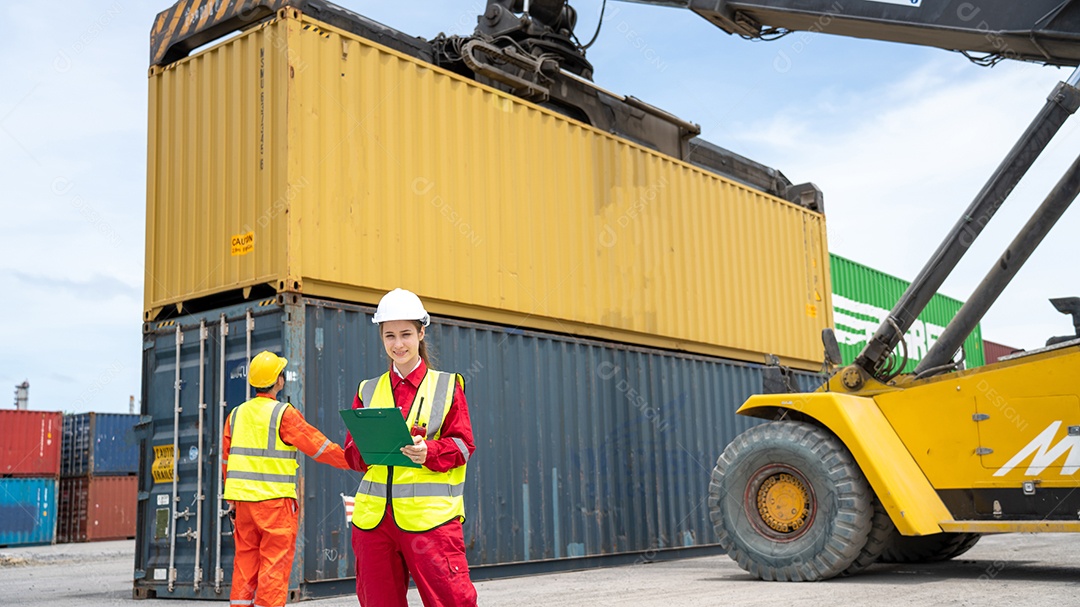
[381,320,424,371]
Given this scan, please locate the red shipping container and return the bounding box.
[984,340,1024,364]
[0,410,62,477]
[57,476,138,542]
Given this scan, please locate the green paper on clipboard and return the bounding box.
[339,408,421,468]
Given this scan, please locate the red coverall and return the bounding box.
[344,360,478,607]
[223,398,349,607]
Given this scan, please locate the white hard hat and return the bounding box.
[372,288,430,326]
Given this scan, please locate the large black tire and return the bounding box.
[942,533,983,560]
[708,421,875,581]
[878,531,982,564]
[841,495,895,576]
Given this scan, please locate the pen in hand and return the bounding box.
[402,397,428,464]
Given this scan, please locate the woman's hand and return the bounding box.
[401,434,428,465]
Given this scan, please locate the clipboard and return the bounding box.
[339,408,421,469]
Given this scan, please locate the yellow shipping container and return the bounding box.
[145,9,832,370]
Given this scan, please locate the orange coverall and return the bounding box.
[223,401,348,607]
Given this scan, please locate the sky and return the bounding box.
[2,1,1078,414]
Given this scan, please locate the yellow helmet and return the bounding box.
[248,351,288,389]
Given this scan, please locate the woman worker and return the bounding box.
[344,288,478,607]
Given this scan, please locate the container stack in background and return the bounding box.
[0,410,62,547]
[830,254,987,371]
[984,340,1024,364]
[57,413,141,543]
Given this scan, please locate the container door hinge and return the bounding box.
[972,413,990,421]
[975,447,993,455]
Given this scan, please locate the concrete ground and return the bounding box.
[1,534,1078,606]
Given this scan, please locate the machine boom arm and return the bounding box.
[625,0,1080,67]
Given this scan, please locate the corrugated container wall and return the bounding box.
[0,478,57,547]
[0,410,62,477]
[57,476,139,543]
[984,339,1024,364]
[61,413,142,477]
[830,255,986,371]
[134,297,824,600]
[144,12,831,371]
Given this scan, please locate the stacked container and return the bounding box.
[0,410,61,547]
[61,412,141,477]
[984,339,1024,364]
[830,254,986,370]
[135,3,831,600]
[57,413,140,543]
[57,475,139,543]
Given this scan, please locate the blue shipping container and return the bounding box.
[62,413,141,477]
[0,478,58,547]
[134,296,824,600]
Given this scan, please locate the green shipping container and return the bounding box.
[830,255,985,371]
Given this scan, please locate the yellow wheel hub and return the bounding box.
[756,473,810,533]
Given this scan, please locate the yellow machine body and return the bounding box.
[739,344,1080,535]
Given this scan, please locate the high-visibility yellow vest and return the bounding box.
[352,370,468,532]
[223,397,298,502]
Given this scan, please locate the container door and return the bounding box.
[136,303,284,600]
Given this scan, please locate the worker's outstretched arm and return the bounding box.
[278,405,350,470]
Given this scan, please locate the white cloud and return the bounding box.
[1,0,1076,416]
[1,2,153,414]
[723,58,1080,349]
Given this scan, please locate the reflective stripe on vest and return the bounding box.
[224,397,298,502]
[357,478,466,499]
[226,471,296,484]
[359,379,377,408]
[424,372,453,439]
[352,369,467,532]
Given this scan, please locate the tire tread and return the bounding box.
[708,421,874,582]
